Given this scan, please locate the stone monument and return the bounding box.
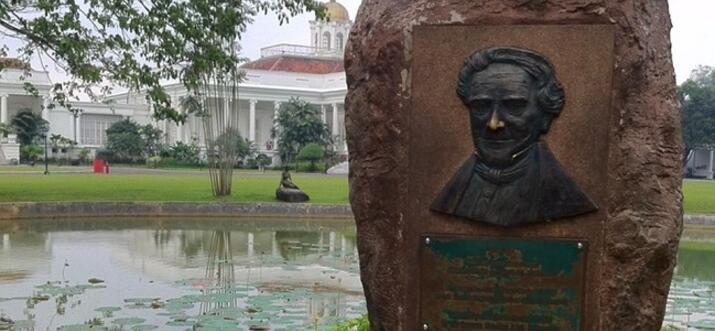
[345,2,682,331]
[276,169,309,202]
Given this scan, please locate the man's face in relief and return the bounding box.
[466,63,548,167]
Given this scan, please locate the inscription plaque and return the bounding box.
[420,236,586,331]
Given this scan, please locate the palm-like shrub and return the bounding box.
[11,109,47,145]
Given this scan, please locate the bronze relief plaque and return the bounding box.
[420,236,586,330]
[430,47,597,227]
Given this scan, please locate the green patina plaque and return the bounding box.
[420,236,586,331]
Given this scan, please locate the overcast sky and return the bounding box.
[240,0,715,84]
[6,0,715,87]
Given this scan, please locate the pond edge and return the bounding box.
[1,203,713,226]
[0,202,353,220]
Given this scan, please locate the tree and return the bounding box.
[254,153,271,172]
[297,143,324,172]
[10,108,48,145]
[273,98,332,163]
[0,0,325,122]
[161,140,202,166]
[140,124,163,157]
[0,122,14,136]
[20,144,43,164]
[105,118,162,161]
[679,66,715,162]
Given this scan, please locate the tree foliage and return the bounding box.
[20,143,43,163]
[105,118,162,161]
[11,108,48,145]
[273,97,331,163]
[213,127,254,161]
[49,134,76,152]
[0,122,14,136]
[331,315,369,331]
[0,0,326,121]
[160,140,202,166]
[679,66,715,156]
[297,142,324,171]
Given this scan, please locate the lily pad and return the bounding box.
[111,317,146,325]
[166,320,196,327]
[58,324,108,331]
[124,298,158,304]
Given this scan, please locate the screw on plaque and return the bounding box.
[577,242,584,250]
[425,237,431,245]
[422,323,430,330]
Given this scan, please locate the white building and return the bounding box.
[685,148,715,179]
[0,0,352,165]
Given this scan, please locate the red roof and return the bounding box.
[241,56,344,74]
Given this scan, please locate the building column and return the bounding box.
[223,97,230,129]
[162,120,168,144]
[709,149,715,180]
[75,113,82,144]
[321,104,327,124]
[273,101,281,143]
[176,121,184,143]
[173,95,183,143]
[0,94,8,124]
[249,99,257,142]
[41,96,50,122]
[331,103,339,138]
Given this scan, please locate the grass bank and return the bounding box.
[0,168,714,213]
[0,172,348,204]
[682,180,715,214]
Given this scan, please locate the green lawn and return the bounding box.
[0,170,714,212]
[0,172,349,204]
[683,180,715,214]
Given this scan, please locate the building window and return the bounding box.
[314,33,318,47]
[336,33,344,50]
[81,114,122,145]
[322,32,331,49]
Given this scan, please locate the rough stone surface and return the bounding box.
[345,1,682,330]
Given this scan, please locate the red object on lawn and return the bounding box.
[93,159,106,174]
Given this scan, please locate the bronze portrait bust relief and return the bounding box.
[430,47,598,226]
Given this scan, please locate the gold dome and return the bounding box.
[324,0,350,22]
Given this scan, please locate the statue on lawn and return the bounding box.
[276,169,310,203]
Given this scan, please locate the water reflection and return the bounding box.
[5,219,711,330]
[664,229,715,330]
[0,231,51,284]
[0,218,365,330]
[200,231,238,317]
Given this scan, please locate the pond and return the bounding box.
[665,227,715,330]
[0,218,364,330]
[0,219,713,330]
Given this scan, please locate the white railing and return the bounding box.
[0,134,20,164]
[260,44,343,59]
[0,134,17,144]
